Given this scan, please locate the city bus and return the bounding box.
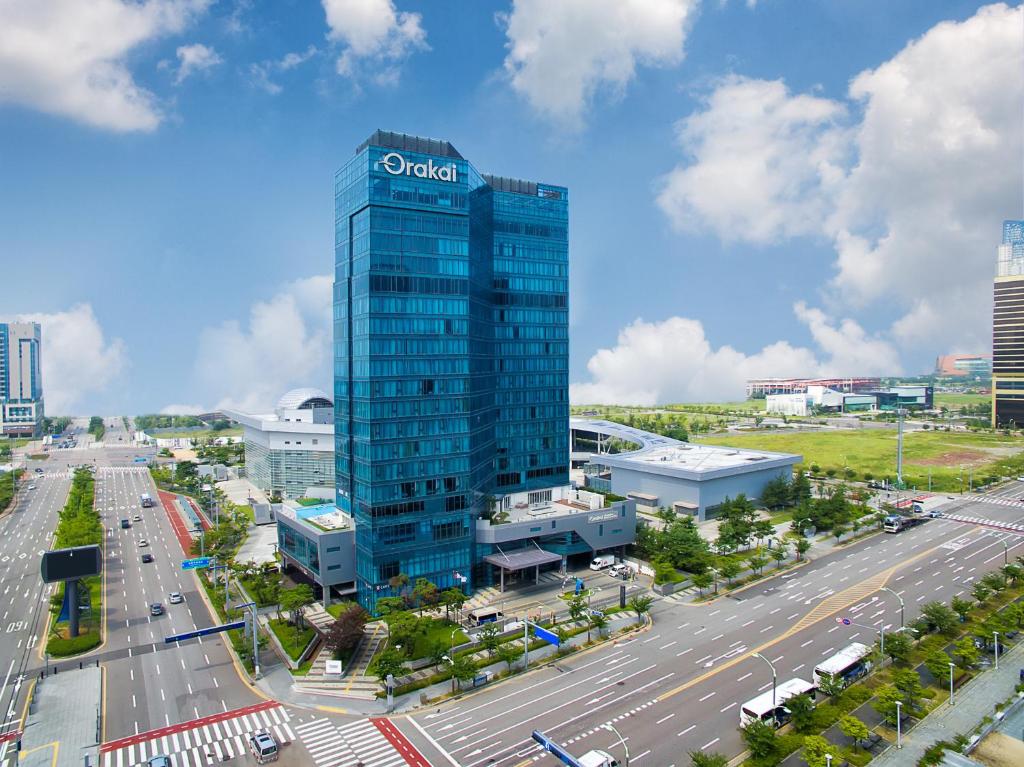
[140,493,155,508]
[739,677,816,728]
[813,642,872,689]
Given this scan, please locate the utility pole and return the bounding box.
[896,407,905,488]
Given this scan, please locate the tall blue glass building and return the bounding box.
[334,131,569,610]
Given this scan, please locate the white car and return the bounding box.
[138,539,149,547]
[26,484,36,491]
[168,592,184,604]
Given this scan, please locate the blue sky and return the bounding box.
[1,0,1021,415]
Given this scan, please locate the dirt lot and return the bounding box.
[975,732,1024,767]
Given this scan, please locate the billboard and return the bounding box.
[40,544,102,583]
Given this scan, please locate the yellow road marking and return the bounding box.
[315,705,350,714]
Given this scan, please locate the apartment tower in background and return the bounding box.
[333,131,569,610]
[993,220,1024,426]
[0,321,43,437]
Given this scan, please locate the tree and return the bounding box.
[951,596,973,623]
[801,735,833,767]
[832,524,848,542]
[428,641,448,670]
[389,611,426,656]
[689,752,729,767]
[691,572,713,596]
[439,588,466,621]
[872,684,903,726]
[794,538,812,561]
[589,611,609,640]
[981,571,1006,593]
[373,647,406,684]
[785,693,816,734]
[971,582,992,604]
[953,636,980,670]
[892,668,924,712]
[279,584,315,629]
[881,631,913,665]
[760,476,792,509]
[838,715,870,749]
[412,577,439,615]
[740,719,777,759]
[816,673,846,699]
[920,601,960,636]
[479,622,502,655]
[389,572,411,605]
[718,559,741,586]
[1002,563,1023,585]
[567,594,587,624]
[747,553,769,576]
[791,469,812,503]
[753,519,775,545]
[449,653,476,691]
[923,650,953,683]
[497,643,521,674]
[628,595,654,623]
[324,604,369,657]
[771,542,788,569]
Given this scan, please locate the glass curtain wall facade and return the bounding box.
[994,221,1024,426]
[334,131,568,610]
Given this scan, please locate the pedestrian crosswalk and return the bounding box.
[294,716,421,767]
[978,496,1024,510]
[944,512,1024,535]
[101,703,294,767]
[99,466,150,475]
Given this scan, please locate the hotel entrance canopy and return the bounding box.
[483,548,562,592]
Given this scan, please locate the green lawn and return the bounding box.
[698,428,1024,491]
[268,618,315,661]
[146,427,243,440]
[384,615,468,660]
[934,392,990,409]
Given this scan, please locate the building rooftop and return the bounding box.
[570,417,800,480]
[278,502,352,533]
[276,388,331,411]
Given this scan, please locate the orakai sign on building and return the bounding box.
[375,151,458,183]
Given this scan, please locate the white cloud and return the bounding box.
[173,43,222,84]
[501,0,698,128]
[657,3,1023,357]
[10,305,127,414]
[194,275,332,413]
[249,45,318,95]
[570,304,899,405]
[656,75,849,244]
[321,0,426,84]
[159,403,205,416]
[0,0,211,132]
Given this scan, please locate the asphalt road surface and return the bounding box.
[410,489,1024,767]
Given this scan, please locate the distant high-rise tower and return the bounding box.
[993,220,1024,426]
[0,321,44,437]
[333,131,569,610]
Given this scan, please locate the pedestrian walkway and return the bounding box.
[870,635,1024,765]
[292,716,429,767]
[100,702,294,767]
[944,512,1024,536]
[19,665,100,767]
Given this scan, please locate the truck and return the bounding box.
[590,555,615,571]
[883,512,925,533]
[578,750,619,767]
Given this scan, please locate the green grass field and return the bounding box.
[698,427,1024,491]
[145,427,243,440]
[934,392,990,409]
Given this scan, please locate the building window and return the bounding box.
[327,564,341,571]
[528,490,552,505]
[313,439,319,445]
[379,561,400,581]
[326,546,341,553]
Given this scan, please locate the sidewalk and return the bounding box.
[871,637,1024,765]
[18,666,100,767]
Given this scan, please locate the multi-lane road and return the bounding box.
[409,488,1024,767]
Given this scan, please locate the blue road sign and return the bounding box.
[531,730,581,767]
[165,621,245,643]
[533,625,561,647]
[181,557,212,571]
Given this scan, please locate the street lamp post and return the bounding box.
[825,755,832,767]
[443,655,456,693]
[601,723,629,767]
[994,632,1000,671]
[895,701,903,748]
[752,652,778,726]
[880,587,905,629]
[1004,540,1009,566]
[948,662,955,706]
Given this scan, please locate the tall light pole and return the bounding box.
[948,662,955,706]
[896,408,905,488]
[880,587,905,629]
[994,632,1000,671]
[825,755,832,767]
[602,723,629,767]
[1004,540,1009,566]
[752,652,778,726]
[895,701,903,748]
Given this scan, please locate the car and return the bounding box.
[147,756,171,767]
[248,731,278,763]
[150,603,164,616]
[26,484,36,491]
[138,539,149,547]
[141,553,154,563]
[34,467,43,473]
[168,592,183,604]
[133,515,142,522]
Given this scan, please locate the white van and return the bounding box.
[590,555,615,571]
[578,750,618,767]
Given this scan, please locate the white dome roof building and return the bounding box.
[221,388,335,500]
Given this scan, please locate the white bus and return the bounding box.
[140,493,155,508]
[813,642,872,689]
[739,678,816,728]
